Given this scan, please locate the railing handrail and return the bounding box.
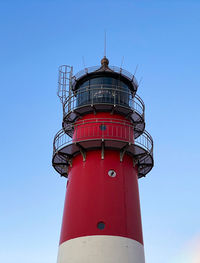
[71,84,136,93]
[72,65,138,87]
[74,118,133,126]
[64,86,137,101]
[53,125,153,156]
[134,130,153,154]
[62,85,145,117]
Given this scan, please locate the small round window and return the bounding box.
[108,170,116,177]
[99,124,106,131]
[97,221,105,230]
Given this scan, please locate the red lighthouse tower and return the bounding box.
[52,57,154,263]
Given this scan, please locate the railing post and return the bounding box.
[102,122,104,139]
[92,86,94,105]
[75,124,77,141]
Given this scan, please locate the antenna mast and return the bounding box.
[104,30,106,57]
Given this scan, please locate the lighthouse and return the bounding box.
[52,57,154,263]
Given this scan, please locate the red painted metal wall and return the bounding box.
[60,149,143,245]
[73,112,134,144]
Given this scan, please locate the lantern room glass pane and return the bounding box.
[76,77,130,107]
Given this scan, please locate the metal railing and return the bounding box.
[134,130,153,154]
[72,65,138,88]
[53,121,153,157]
[73,119,134,143]
[63,85,144,119]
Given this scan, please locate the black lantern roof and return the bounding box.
[72,57,138,94]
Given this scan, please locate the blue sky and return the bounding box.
[0,1,200,262]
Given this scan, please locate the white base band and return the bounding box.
[57,235,145,263]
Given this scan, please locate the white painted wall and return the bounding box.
[57,235,145,263]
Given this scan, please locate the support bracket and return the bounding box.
[91,104,97,115]
[133,158,139,167]
[101,140,105,159]
[76,143,86,161]
[110,105,116,115]
[120,143,130,162]
[68,158,73,167]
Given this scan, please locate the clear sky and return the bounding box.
[0,1,200,263]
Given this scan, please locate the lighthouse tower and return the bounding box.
[52,57,154,263]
